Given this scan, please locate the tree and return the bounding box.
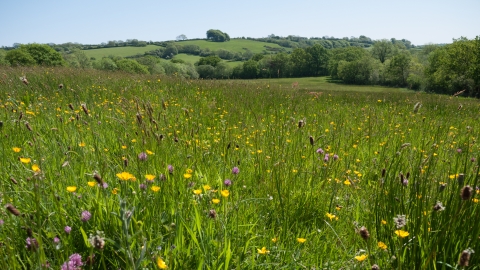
[305,44,330,76]
[6,44,64,66]
[162,44,178,59]
[115,59,149,74]
[206,29,230,42]
[242,60,259,79]
[196,55,221,67]
[372,39,394,63]
[386,51,411,86]
[5,49,36,66]
[196,65,215,78]
[176,34,187,41]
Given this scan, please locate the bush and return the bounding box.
[116,59,149,74]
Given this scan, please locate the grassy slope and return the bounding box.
[82,45,161,59]
[175,39,290,54]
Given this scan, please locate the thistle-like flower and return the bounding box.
[461,186,473,200]
[459,248,474,267]
[359,226,370,241]
[393,215,407,229]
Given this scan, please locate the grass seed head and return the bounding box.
[6,204,21,216]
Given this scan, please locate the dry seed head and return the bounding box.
[459,248,474,267]
[68,103,74,111]
[93,173,104,185]
[10,177,18,185]
[461,186,473,200]
[25,122,32,131]
[81,104,89,116]
[359,226,370,241]
[371,264,380,270]
[6,203,21,216]
[309,136,314,146]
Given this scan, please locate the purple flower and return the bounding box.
[0,220,4,226]
[316,148,324,154]
[168,165,174,174]
[53,236,60,244]
[402,179,409,186]
[324,154,329,162]
[471,157,477,163]
[232,167,239,175]
[64,226,72,234]
[61,253,83,270]
[138,152,148,161]
[457,148,462,153]
[26,237,39,251]
[333,154,339,161]
[81,211,91,222]
[101,182,108,189]
[224,179,232,186]
[139,184,147,190]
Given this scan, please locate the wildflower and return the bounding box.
[116,172,136,181]
[53,236,60,244]
[271,237,278,243]
[151,186,160,192]
[359,226,370,241]
[145,174,156,182]
[224,179,232,186]
[20,157,31,164]
[324,154,330,162]
[212,198,220,204]
[78,142,86,147]
[138,152,148,161]
[139,184,147,190]
[89,231,105,250]
[66,186,77,193]
[87,181,96,187]
[377,241,387,250]
[232,167,239,175]
[5,204,21,216]
[257,247,270,255]
[12,147,21,153]
[156,257,167,269]
[0,220,3,226]
[146,150,154,155]
[81,211,91,222]
[459,248,474,267]
[64,226,72,234]
[316,148,324,154]
[393,215,407,228]
[121,145,127,149]
[112,188,118,194]
[26,237,39,251]
[344,179,351,186]
[461,186,473,200]
[168,165,174,174]
[221,190,230,197]
[457,148,462,153]
[184,173,192,179]
[203,185,211,191]
[193,189,202,195]
[394,230,409,238]
[326,213,336,221]
[61,253,83,270]
[355,254,368,262]
[371,264,380,270]
[93,173,104,185]
[208,209,217,219]
[333,154,339,161]
[297,238,306,243]
[433,201,445,211]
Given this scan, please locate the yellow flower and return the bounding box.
[146,150,154,155]
[87,181,96,187]
[377,241,387,250]
[257,247,270,255]
[381,220,387,225]
[78,142,86,147]
[395,230,410,238]
[66,186,77,192]
[121,145,127,149]
[116,172,135,181]
[145,174,156,181]
[355,254,368,262]
[343,179,351,186]
[183,173,192,179]
[12,147,21,153]
[193,189,202,195]
[156,257,167,269]
[131,139,137,143]
[271,237,278,243]
[32,164,40,172]
[186,169,193,174]
[221,190,230,198]
[212,198,220,204]
[151,186,160,192]
[449,174,458,179]
[112,188,119,194]
[326,213,336,221]
[20,157,31,164]
[203,185,211,191]
[297,238,306,243]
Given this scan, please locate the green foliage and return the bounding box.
[5,49,36,66]
[0,49,9,66]
[242,59,259,79]
[206,29,230,42]
[21,44,64,66]
[372,39,394,63]
[115,59,150,74]
[162,43,178,59]
[94,57,118,71]
[196,55,222,67]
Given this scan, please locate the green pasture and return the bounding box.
[82,45,161,59]
[0,66,479,269]
[176,39,289,54]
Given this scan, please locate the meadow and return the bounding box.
[0,67,479,269]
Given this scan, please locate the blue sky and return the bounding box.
[1,0,478,47]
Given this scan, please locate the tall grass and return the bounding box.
[0,66,479,269]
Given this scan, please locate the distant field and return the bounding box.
[82,45,161,59]
[174,53,243,68]
[176,39,289,54]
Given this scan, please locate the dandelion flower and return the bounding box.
[343,179,351,186]
[326,213,336,221]
[203,185,211,191]
[145,174,156,181]
[184,173,192,179]
[87,181,96,187]
[257,247,270,255]
[394,230,409,238]
[151,186,160,192]
[12,147,21,153]
[20,157,31,164]
[355,254,368,261]
[156,257,168,269]
[271,237,278,243]
[66,186,77,192]
[116,172,135,181]
[193,189,202,195]
[212,198,220,204]
[381,220,387,225]
[32,164,40,172]
[377,241,387,250]
[221,190,230,197]
[112,188,119,195]
[146,150,154,155]
[78,142,86,147]
[297,238,306,243]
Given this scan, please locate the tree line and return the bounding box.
[0,36,478,97]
